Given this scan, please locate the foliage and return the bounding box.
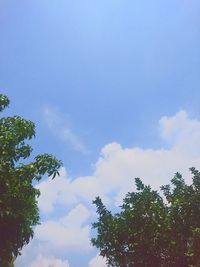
[92,169,200,267]
[0,94,62,265]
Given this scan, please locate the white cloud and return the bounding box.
[160,110,200,155]
[36,168,77,213]
[36,170,107,215]
[43,107,89,154]
[35,204,91,251]
[28,254,69,267]
[37,110,200,211]
[89,254,107,267]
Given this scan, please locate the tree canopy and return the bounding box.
[92,169,200,267]
[0,94,62,266]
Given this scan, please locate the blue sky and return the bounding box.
[1,1,200,266]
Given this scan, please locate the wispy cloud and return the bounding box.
[43,107,89,155]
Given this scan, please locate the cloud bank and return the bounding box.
[16,110,200,267]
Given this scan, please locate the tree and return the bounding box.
[92,170,200,267]
[0,94,62,267]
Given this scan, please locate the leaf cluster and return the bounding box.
[0,94,62,263]
[92,170,200,267]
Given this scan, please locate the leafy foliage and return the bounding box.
[92,169,200,266]
[0,94,62,264]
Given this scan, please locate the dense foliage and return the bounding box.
[92,169,200,267]
[0,94,62,266]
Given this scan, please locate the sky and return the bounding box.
[0,0,200,266]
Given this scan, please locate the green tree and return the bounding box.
[92,170,200,267]
[0,94,62,267]
[161,169,200,266]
